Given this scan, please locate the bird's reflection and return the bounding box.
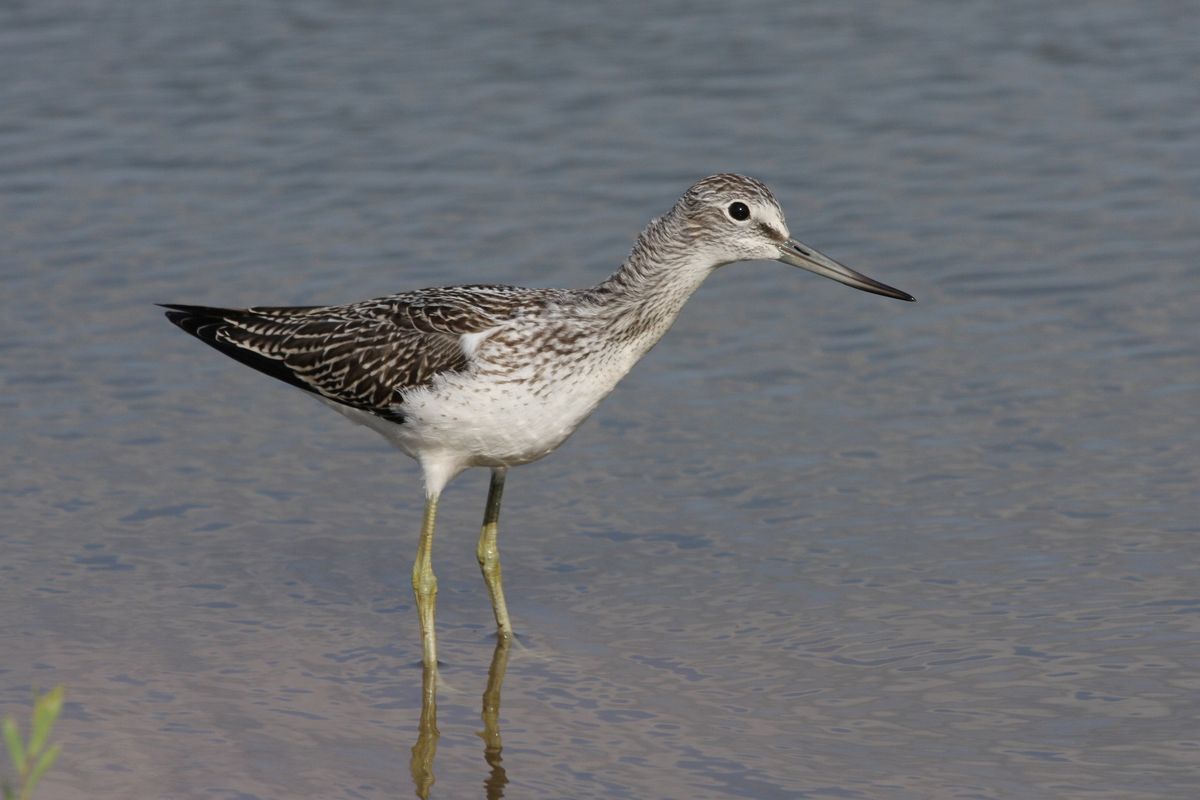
[410,636,512,799]
[409,659,440,798]
[479,636,511,797]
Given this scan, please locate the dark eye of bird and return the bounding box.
[728,201,750,221]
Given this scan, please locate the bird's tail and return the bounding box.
[158,303,317,395]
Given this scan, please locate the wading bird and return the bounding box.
[162,174,913,667]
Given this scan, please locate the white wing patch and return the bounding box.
[458,327,499,360]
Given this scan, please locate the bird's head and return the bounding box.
[676,173,914,301]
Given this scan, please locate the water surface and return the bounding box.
[2,2,1198,798]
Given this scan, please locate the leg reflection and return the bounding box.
[480,636,512,799]
[409,664,439,799]
[409,638,512,799]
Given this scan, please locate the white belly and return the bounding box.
[318,351,635,474]
[395,366,620,466]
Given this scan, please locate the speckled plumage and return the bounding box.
[163,174,912,665]
[163,286,560,424]
[171,178,752,479]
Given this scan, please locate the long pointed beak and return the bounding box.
[777,239,914,301]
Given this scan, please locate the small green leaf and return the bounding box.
[2,717,24,773]
[26,688,63,761]
[26,743,61,793]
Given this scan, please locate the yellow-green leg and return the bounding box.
[412,493,440,667]
[476,468,514,639]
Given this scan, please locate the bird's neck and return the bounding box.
[585,211,716,349]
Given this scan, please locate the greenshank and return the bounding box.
[162,173,913,667]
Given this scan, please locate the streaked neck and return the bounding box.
[586,210,715,344]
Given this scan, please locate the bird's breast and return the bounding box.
[398,325,641,466]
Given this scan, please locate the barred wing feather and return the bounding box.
[160,287,539,423]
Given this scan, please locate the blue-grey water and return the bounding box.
[3,2,1199,798]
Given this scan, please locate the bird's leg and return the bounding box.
[413,493,440,667]
[476,468,513,639]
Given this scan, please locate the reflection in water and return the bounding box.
[410,637,512,799]
[480,638,512,798]
[409,663,439,799]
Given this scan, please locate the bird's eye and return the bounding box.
[727,202,750,221]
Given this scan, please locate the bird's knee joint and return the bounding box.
[412,572,438,599]
[476,543,500,570]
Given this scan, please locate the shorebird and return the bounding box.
[162,173,913,667]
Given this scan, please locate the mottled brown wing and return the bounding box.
[161,286,538,423]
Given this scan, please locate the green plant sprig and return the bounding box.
[2,687,64,800]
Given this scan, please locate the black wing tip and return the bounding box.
[156,301,408,426]
[158,303,233,341]
[159,302,325,400]
[158,302,222,314]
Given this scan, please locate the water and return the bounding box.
[2,2,1198,798]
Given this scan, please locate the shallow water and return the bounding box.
[2,2,1199,798]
